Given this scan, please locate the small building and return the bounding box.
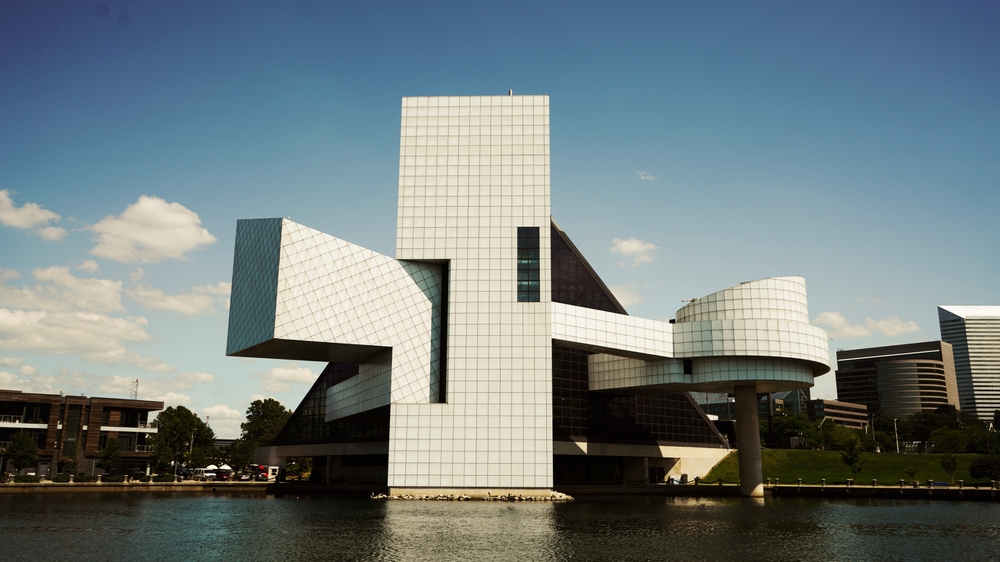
[806,399,869,430]
[0,390,163,477]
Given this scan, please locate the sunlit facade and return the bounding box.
[226,95,830,495]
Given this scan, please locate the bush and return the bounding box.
[13,475,41,483]
[101,475,126,483]
[52,474,72,483]
[139,475,151,482]
[74,475,99,483]
[152,474,178,482]
[968,454,1000,481]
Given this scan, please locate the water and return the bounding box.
[1,493,998,561]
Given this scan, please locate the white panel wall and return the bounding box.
[552,302,672,359]
[391,95,553,489]
[327,351,393,421]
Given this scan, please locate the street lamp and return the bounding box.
[894,418,900,454]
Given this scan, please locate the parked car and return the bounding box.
[191,468,216,481]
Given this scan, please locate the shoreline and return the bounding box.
[3,480,999,501]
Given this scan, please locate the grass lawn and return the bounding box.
[704,449,988,485]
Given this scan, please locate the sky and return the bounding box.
[1,1,997,437]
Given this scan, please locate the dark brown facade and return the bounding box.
[0,390,162,477]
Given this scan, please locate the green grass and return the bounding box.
[704,450,987,485]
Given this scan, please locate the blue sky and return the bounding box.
[1,1,997,436]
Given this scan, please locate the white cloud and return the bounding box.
[194,282,231,296]
[0,370,30,390]
[89,195,217,263]
[0,267,163,368]
[157,391,194,406]
[814,311,921,339]
[0,308,172,371]
[126,283,220,316]
[611,237,658,267]
[77,260,100,273]
[608,283,643,308]
[94,375,200,405]
[0,190,65,241]
[34,226,68,241]
[179,372,215,384]
[636,171,656,181]
[0,266,125,313]
[19,364,37,376]
[202,403,243,419]
[0,356,23,367]
[260,363,318,393]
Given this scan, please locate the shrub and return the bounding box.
[139,475,151,482]
[101,475,126,483]
[13,475,41,483]
[52,474,72,483]
[969,455,1000,481]
[74,475,99,483]
[152,474,178,483]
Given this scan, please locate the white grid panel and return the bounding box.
[391,95,553,489]
[327,351,392,421]
[552,302,672,359]
[588,354,685,391]
[272,220,443,406]
[673,276,830,374]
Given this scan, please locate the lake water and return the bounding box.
[1,493,998,561]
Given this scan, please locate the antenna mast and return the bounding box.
[130,379,139,400]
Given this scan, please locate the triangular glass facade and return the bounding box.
[550,221,627,315]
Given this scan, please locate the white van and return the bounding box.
[192,468,216,481]
[251,465,280,481]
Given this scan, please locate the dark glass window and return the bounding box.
[550,223,626,314]
[517,227,540,302]
[271,362,360,446]
[552,343,726,447]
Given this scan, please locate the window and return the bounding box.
[517,227,540,302]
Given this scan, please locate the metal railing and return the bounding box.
[0,415,23,424]
[134,445,153,452]
[0,441,9,451]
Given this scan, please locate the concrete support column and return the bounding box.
[734,384,764,497]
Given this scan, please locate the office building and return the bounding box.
[939,306,1000,420]
[835,341,959,418]
[806,399,869,430]
[227,95,830,497]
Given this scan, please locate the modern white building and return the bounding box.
[226,94,830,497]
[939,306,1000,420]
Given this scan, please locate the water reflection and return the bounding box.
[1,493,999,561]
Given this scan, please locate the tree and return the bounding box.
[224,438,255,471]
[904,466,918,481]
[968,455,1000,482]
[929,428,968,454]
[148,406,215,472]
[62,440,82,476]
[241,399,291,445]
[229,399,292,471]
[286,457,311,480]
[940,453,958,484]
[97,438,122,474]
[8,430,39,473]
[841,436,865,478]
